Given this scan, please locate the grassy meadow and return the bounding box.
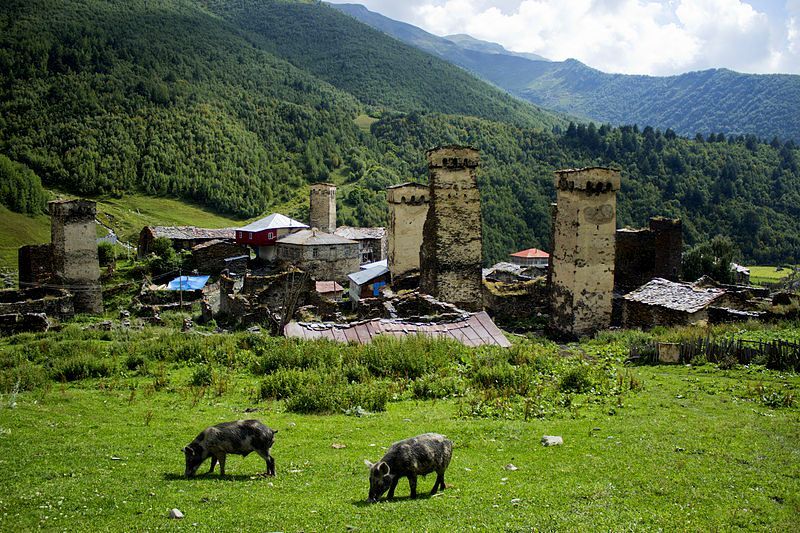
[747,266,795,287]
[0,321,798,531]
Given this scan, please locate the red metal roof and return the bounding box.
[510,248,550,259]
[315,281,344,294]
[284,311,511,348]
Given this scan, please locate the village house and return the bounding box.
[234,213,308,261]
[509,248,549,268]
[276,228,359,284]
[315,280,345,301]
[138,226,235,258]
[347,263,390,303]
[621,278,727,329]
[334,226,387,264]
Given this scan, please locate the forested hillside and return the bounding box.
[0,0,798,266]
[334,3,800,142]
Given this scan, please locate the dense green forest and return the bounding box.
[0,0,798,266]
[334,3,800,142]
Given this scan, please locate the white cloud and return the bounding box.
[332,0,798,75]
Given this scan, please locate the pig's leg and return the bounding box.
[256,449,275,476]
[408,474,418,499]
[387,477,400,500]
[431,471,445,494]
[218,454,227,476]
[208,455,218,474]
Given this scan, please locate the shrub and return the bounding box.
[559,365,593,393]
[50,354,115,381]
[411,374,466,400]
[260,368,307,400]
[97,242,116,267]
[0,364,48,392]
[190,365,213,387]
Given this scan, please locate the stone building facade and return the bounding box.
[333,226,387,264]
[190,239,249,273]
[309,183,336,234]
[615,217,683,294]
[419,146,483,311]
[49,199,103,314]
[276,229,359,285]
[386,182,429,281]
[549,167,621,338]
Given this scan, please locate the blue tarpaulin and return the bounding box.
[167,275,210,291]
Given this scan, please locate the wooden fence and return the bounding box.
[629,337,800,371]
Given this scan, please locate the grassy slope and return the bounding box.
[0,193,253,270]
[0,363,797,530]
[746,266,794,286]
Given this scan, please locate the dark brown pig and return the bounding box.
[364,433,452,503]
[183,420,276,477]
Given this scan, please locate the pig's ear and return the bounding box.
[363,459,374,468]
[377,462,390,476]
[183,446,193,455]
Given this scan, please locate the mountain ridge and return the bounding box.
[331,2,800,141]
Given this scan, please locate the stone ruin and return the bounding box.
[420,146,483,312]
[549,167,621,338]
[17,199,103,315]
[615,217,682,293]
[309,182,337,234]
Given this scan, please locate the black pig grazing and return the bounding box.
[183,419,276,477]
[364,433,452,503]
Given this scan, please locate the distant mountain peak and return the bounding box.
[444,33,549,62]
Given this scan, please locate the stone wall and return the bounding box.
[49,199,103,314]
[387,183,429,281]
[18,244,53,287]
[191,239,249,273]
[483,278,549,327]
[622,300,705,329]
[550,167,620,338]
[0,288,74,321]
[309,183,336,233]
[419,146,483,311]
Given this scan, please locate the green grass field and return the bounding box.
[0,324,798,531]
[747,266,795,286]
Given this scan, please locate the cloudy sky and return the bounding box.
[328,0,800,75]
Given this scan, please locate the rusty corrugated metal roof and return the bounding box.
[284,311,511,348]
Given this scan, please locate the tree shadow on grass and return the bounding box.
[162,472,269,482]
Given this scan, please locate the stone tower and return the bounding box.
[550,167,620,338]
[420,146,483,311]
[309,183,336,234]
[49,199,103,314]
[650,217,682,281]
[386,183,429,281]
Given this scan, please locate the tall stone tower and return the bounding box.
[420,146,483,311]
[550,167,620,338]
[650,217,682,281]
[386,183,429,281]
[309,183,336,234]
[49,199,103,314]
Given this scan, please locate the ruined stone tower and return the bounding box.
[386,183,429,281]
[49,199,103,314]
[550,167,620,338]
[309,183,336,234]
[419,146,483,311]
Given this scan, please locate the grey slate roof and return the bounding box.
[334,226,386,240]
[149,226,235,240]
[623,278,726,313]
[238,213,308,232]
[277,228,357,246]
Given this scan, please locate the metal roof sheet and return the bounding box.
[510,248,550,258]
[348,265,390,286]
[284,311,511,347]
[238,213,308,232]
